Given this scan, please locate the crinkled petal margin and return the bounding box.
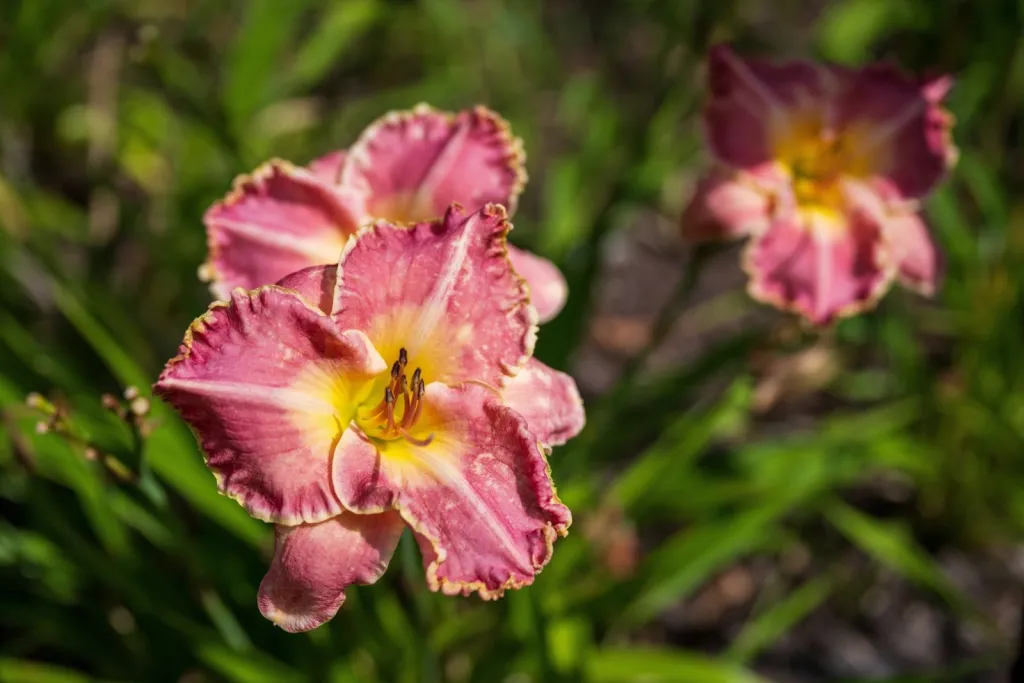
[276,264,338,315]
[153,286,386,524]
[885,208,943,297]
[681,167,777,243]
[502,359,585,448]
[200,159,361,298]
[258,511,404,633]
[507,245,568,324]
[837,64,958,201]
[329,383,570,599]
[332,203,536,388]
[340,104,527,223]
[742,207,896,326]
[307,150,347,184]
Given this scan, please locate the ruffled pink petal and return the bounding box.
[331,382,570,599]
[837,66,957,200]
[340,105,526,223]
[507,246,567,324]
[502,359,585,448]
[258,511,403,633]
[277,258,564,347]
[704,44,827,176]
[885,209,942,296]
[202,160,362,299]
[744,206,894,326]
[306,150,347,184]
[681,167,776,242]
[153,287,386,524]
[332,204,534,388]
[276,264,337,314]
[283,234,567,333]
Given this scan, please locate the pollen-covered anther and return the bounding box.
[363,347,433,447]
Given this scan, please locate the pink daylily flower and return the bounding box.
[202,105,569,323]
[155,204,584,632]
[683,45,957,325]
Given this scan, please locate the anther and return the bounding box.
[367,352,432,444]
[384,387,396,432]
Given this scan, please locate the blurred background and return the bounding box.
[2,0,1023,681]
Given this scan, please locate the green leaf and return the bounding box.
[624,502,791,624]
[585,648,770,683]
[0,659,118,683]
[196,643,304,683]
[927,186,977,268]
[817,0,917,64]
[824,501,976,619]
[43,272,264,546]
[726,573,835,663]
[223,0,307,128]
[957,152,1008,242]
[285,0,381,93]
[50,281,149,390]
[199,588,252,652]
[614,378,751,510]
[143,418,267,548]
[547,616,592,674]
[16,420,133,560]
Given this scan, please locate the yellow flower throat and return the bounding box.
[357,347,433,446]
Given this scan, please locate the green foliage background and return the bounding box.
[1,0,1023,681]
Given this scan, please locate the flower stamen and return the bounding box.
[398,427,434,447]
[363,347,432,446]
[384,386,397,433]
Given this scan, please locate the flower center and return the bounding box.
[357,347,433,446]
[779,130,848,211]
[370,193,435,224]
[773,109,875,219]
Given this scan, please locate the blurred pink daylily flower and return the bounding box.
[155,204,584,633]
[201,105,569,323]
[683,45,957,325]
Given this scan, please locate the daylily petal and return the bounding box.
[340,105,526,223]
[306,150,347,184]
[153,287,386,524]
[332,204,534,387]
[507,246,567,324]
[744,206,894,326]
[840,179,941,296]
[258,511,403,633]
[704,44,827,176]
[277,264,337,314]
[202,160,362,299]
[681,167,776,242]
[278,257,569,326]
[886,209,942,296]
[331,382,570,598]
[837,66,957,200]
[283,245,567,332]
[502,359,585,448]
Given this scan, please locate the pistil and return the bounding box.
[362,347,432,446]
